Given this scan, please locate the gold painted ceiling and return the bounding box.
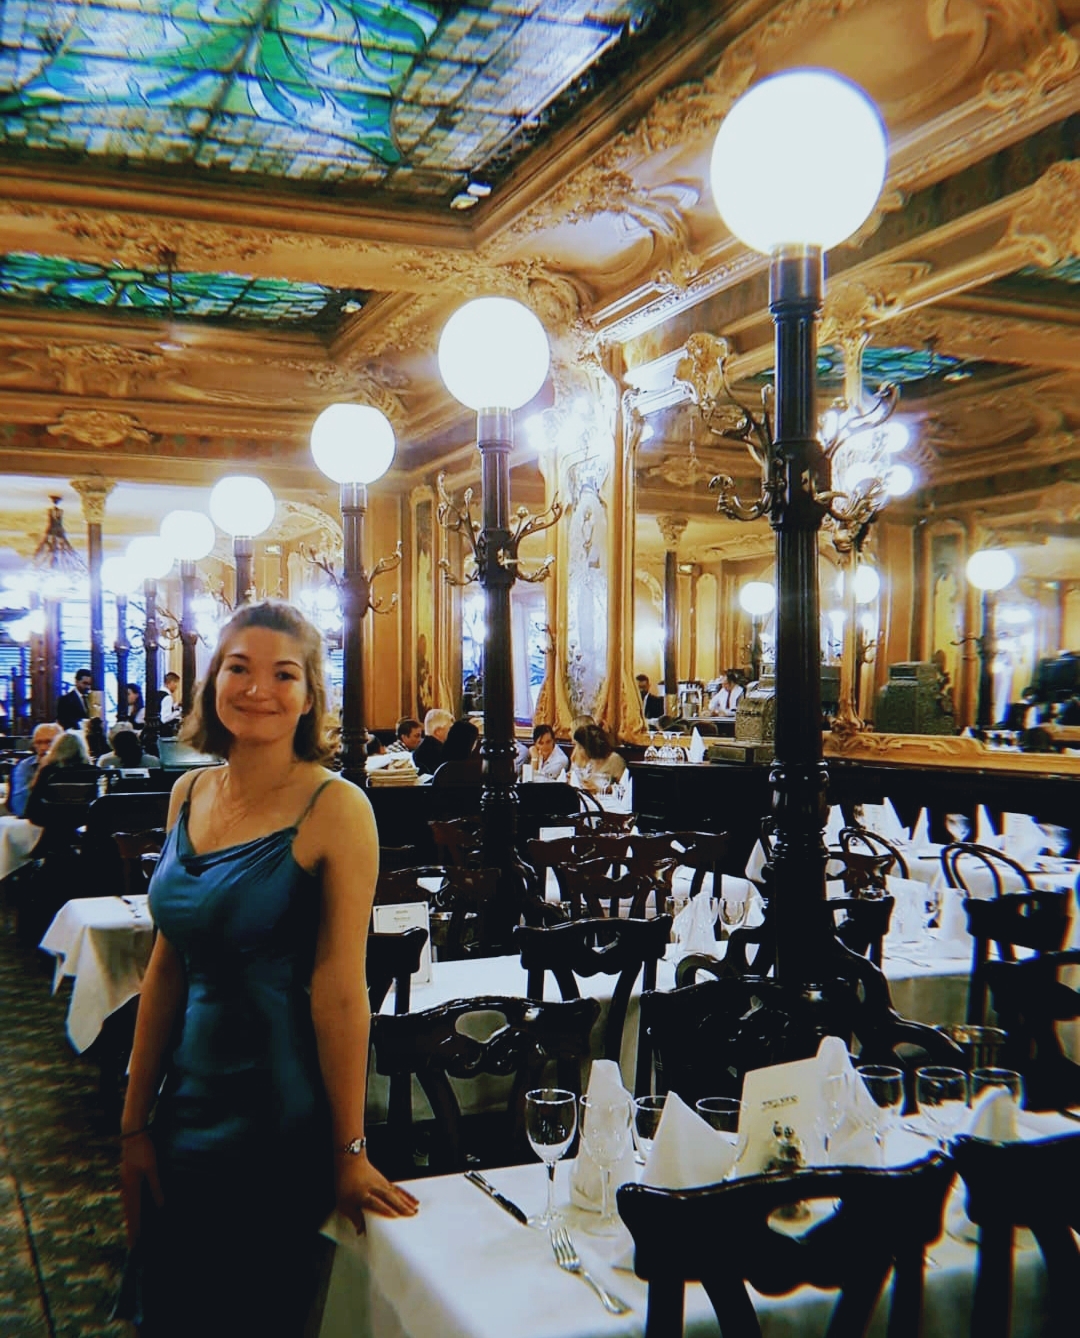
[0,0,1079,574]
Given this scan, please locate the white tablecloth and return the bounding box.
[318,1152,1053,1338]
[39,895,154,1052]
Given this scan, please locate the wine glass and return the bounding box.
[970,1068,1023,1103]
[916,1067,968,1149]
[694,1097,743,1134]
[524,1088,578,1229]
[579,1094,633,1236]
[817,1072,849,1159]
[632,1095,666,1165]
[856,1064,905,1149]
[718,896,748,939]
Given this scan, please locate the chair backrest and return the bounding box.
[378,843,423,872]
[514,915,672,1094]
[951,1131,1080,1338]
[113,827,166,899]
[370,993,600,1174]
[570,808,636,837]
[829,894,895,968]
[669,830,730,898]
[830,847,894,897]
[617,1153,953,1338]
[559,857,655,920]
[374,865,448,907]
[366,927,429,1015]
[940,842,1034,898]
[963,889,1070,1025]
[430,757,483,787]
[428,817,483,867]
[984,949,1080,1112]
[839,825,909,879]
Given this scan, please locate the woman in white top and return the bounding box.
[529,725,568,781]
[570,722,626,793]
[708,671,744,717]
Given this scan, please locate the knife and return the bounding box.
[464,1171,528,1225]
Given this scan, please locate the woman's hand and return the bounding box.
[336,1153,419,1234]
[119,1131,164,1246]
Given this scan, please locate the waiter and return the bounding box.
[56,668,91,730]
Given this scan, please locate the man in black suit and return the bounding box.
[635,673,665,720]
[57,668,92,730]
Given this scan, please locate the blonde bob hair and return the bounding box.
[181,600,336,764]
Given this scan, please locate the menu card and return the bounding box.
[740,1052,828,1174]
[372,901,433,986]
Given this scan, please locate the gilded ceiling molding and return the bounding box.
[1003,159,1080,267]
[273,500,342,555]
[45,209,269,270]
[46,343,164,397]
[819,272,911,347]
[656,514,688,551]
[70,475,115,526]
[47,408,151,449]
[983,29,1080,112]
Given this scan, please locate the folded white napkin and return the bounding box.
[745,840,769,884]
[640,1091,739,1189]
[687,728,706,764]
[976,805,1000,849]
[886,874,928,942]
[570,1060,636,1211]
[817,1037,885,1165]
[673,892,718,959]
[936,882,973,954]
[967,1087,1020,1142]
[910,808,930,853]
[1004,812,1043,868]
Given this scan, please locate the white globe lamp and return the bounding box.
[438,297,550,411]
[100,555,141,596]
[160,509,216,562]
[710,70,887,254]
[311,404,396,485]
[739,581,777,617]
[966,549,1015,592]
[126,535,174,581]
[209,475,276,539]
[852,564,881,605]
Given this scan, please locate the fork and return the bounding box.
[549,1225,631,1315]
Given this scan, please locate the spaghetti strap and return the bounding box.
[293,777,338,829]
[182,764,219,811]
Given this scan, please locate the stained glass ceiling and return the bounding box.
[752,347,969,391]
[0,252,367,329]
[0,1,673,205]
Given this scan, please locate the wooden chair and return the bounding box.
[830,847,894,897]
[113,828,166,899]
[428,817,483,868]
[668,830,730,899]
[952,1131,1080,1338]
[829,894,895,968]
[940,842,1034,899]
[374,864,498,959]
[642,968,962,1110]
[617,1152,953,1338]
[514,915,672,1095]
[963,888,1070,1024]
[559,857,654,920]
[378,843,422,872]
[839,825,909,879]
[369,993,599,1176]
[984,949,1080,1111]
[375,864,448,907]
[366,927,428,1015]
[523,835,579,906]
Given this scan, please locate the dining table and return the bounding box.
[39,893,154,1052]
[316,1119,1069,1338]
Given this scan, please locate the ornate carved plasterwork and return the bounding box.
[983,28,1079,111]
[47,409,151,449]
[819,267,926,345]
[656,513,688,551]
[47,343,164,397]
[45,210,270,270]
[70,475,115,525]
[1004,160,1080,267]
[273,500,342,554]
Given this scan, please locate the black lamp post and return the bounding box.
[965,549,1016,731]
[689,70,889,986]
[310,403,402,787]
[126,536,174,749]
[160,509,217,716]
[209,476,276,607]
[437,298,560,943]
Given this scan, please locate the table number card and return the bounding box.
[739,1055,827,1174]
[372,901,433,986]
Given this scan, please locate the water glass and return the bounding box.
[579,1094,633,1236]
[633,1095,666,1164]
[856,1064,905,1143]
[970,1068,1023,1104]
[525,1088,577,1229]
[916,1067,968,1148]
[695,1097,743,1135]
[718,896,748,936]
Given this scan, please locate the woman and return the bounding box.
[570,721,626,793]
[126,683,145,726]
[441,717,479,762]
[97,723,162,771]
[23,729,93,825]
[118,601,417,1336]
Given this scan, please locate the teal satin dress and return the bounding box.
[130,773,339,1336]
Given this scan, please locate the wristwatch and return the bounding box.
[341,1136,367,1155]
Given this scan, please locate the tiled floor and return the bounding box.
[0,917,128,1337]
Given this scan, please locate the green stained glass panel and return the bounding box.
[1018,258,1080,286]
[0,252,367,328]
[753,346,964,389]
[0,0,670,198]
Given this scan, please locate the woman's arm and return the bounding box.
[308,781,418,1230]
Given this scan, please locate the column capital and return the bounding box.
[70,476,115,526]
[656,514,688,551]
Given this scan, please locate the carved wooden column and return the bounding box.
[959,520,984,728]
[657,515,687,716]
[913,515,932,662]
[71,477,114,720]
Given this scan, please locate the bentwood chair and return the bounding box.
[369,994,599,1176]
[514,915,672,1094]
[618,1152,953,1338]
[839,825,910,879]
[963,888,1070,1024]
[940,842,1034,900]
[952,1131,1080,1338]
